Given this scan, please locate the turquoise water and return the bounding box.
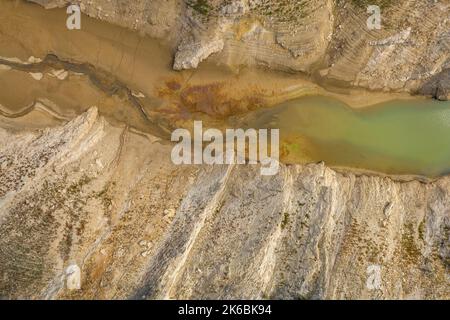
[242,96,450,177]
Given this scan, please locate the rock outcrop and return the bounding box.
[419,69,450,101]
[0,0,447,300]
[0,109,448,299]
[28,0,450,98]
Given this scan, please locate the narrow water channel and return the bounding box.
[1,0,449,177]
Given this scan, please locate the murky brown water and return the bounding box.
[0,0,414,128]
[2,0,449,177]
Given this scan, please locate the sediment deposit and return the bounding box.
[0,0,448,299]
[29,0,450,99]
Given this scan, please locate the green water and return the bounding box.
[241,96,450,177]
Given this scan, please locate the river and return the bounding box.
[1,0,450,178]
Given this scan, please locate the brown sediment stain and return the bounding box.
[157,79,268,119]
[165,80,182,91]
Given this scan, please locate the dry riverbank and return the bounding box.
[0,107,448,299]
[0,0,448,300]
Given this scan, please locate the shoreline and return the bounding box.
[0,0,448,181]
[0,0,430,112]
[1,102,449,183]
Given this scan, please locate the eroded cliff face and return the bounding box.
[0,0,448,300]
[28,0,450,99]
[0,109,448,299]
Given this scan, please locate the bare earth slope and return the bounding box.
[0,109,448,299]
[0,0,447,299]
